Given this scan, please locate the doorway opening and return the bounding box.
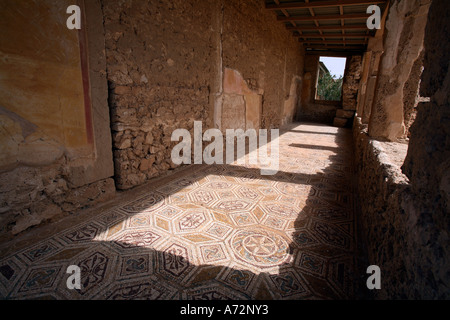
[315,56,347,101]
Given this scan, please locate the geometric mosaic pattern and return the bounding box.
[0,123,360,300]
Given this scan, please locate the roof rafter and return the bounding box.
[265,0,387,53]
[300,39,367,44]
[286,24,369,31]
[305,0,325,41]
[297,33,370,38]
[266,0,387,10]
[277,13,370,22]
[305,45,365,50]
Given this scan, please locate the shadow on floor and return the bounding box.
[0,123,371,300]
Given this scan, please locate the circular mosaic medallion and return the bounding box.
[243,234,277,257]
[231,230,289,268]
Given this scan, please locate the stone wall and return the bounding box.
[352,0,450,299]
[103,0,216,190]
[0,0,304,236]
[220,0,304,129]
[368,0,431,141]
[402,50,424,139]
[356,48,383,125]
[355,6,386,126]
[333,55,362,128]
[300,54,362,128]
[353,115,449,299]
[299,55,341,124]
[104,0,304,190]
[342,56,362,112]
[401,0,450,298]
[353,118,414,299]
[0,0,115,238]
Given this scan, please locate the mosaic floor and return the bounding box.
[0,123,360,300]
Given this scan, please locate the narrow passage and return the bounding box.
[0,123,359,300]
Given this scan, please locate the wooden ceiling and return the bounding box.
[265,0,388,55]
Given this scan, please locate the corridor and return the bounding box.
[0,123,360,300]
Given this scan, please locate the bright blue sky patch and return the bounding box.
[320,57,347,79]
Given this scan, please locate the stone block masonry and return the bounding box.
[109,85,211,189]
[0,163,115,236]
[0,0,115,239]
[0,0,304,237]
[342,56,362,111]
[368,0,431,141]
[350,0,449,299]
[353,114,450,299]
[103,0,218,190]
[332,55,361,128]
[103,0,304,190]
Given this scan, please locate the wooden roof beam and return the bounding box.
[286,24,369,31]
[339,5,346,38]
[305,45,366,50]
[267,0,387,10]
[297,34,371,38]
[274,0,298,30]
[278,13,370,22]
[305,51,363,57]
[305,0,325,41]
[300,39,367,44]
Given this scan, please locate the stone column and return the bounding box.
[368,0,431,141]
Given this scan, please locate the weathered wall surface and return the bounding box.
[103,0,216,190]
[401,0,450,298]
[402,50,424,139]
[220,0,304,129]
[333,55,362,128]
[0,0,115,238]
[353,118,415,299]
[0,0,304,236]
[354,118,449,299]
[282,76,302,126]
[104,0,304,190]
[299,55,341,124]
[353,0,450,299]
[356,4,387,126]
[342,56,362,112]
[368,0,431,141]
[221,68,262,131]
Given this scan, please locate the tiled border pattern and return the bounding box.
[0,124,358,300]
